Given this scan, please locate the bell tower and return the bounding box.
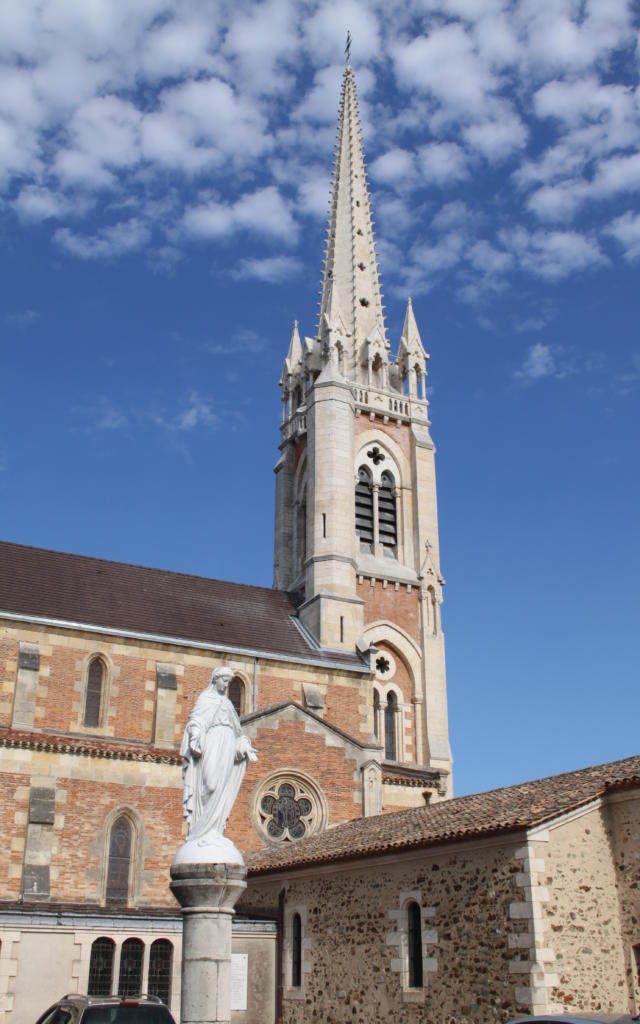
[273,65,452,788]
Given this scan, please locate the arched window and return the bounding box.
[378,472,397,555]
[291,913,302,988]
[148,939,173,1005]
[88,937,115,996]
[118,938,144,998]
[407,902,423,988]
[355,467,374,554]
[84,657,105,727]
[106,814,132,906]
[384,692,397,760]
[228,677,245,716]
[373,689,380,739]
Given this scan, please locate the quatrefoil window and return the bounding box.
[367,446,385,465]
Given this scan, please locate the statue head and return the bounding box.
[210,666,233,694]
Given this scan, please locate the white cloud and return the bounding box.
[501,226,608,280]
[232,255,300,283]
[183,187,297,242]
[513,342,558,382]
[14,186,74,221]
[393,23,499,118]
[463,110,528,162]
[54,218,150,259]
[418,142,469,185]
[370,148,416,186]
[606,211,640,260]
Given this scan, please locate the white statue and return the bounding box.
[172,666,257,867]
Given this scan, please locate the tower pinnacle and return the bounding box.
[318,65,387,379]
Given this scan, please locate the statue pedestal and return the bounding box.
[170,862,247,1024]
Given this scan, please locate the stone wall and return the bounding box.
[608,792,640,1010]
[243,836,529,1024]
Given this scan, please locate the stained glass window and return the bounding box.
[106,815,132,905]
[228,678,244,716]
[84,658,104,727]
[88,937,115,996]
[118,938,144,998]
[148,939,173,1005]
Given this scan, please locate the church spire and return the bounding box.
[318,65,387,367]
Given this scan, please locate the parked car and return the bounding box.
[35,994,177,1024]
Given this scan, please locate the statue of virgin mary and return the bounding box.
[172,666,257,867]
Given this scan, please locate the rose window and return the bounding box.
[253,772,327,844]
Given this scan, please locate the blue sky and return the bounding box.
[1,0,638,798]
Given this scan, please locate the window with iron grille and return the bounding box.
[384,692,397,760]
[148,939,173,1005]
[106,815,132,906]
[118,937,144,997]
[228,677,244,716]
[84,658,104,727]
[355,467,373,553]
[378,471,397,553]
[407,902,423,988]
[291,914,302,988]
[88,937,115,996]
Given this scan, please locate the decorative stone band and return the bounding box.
[0,728,182,765]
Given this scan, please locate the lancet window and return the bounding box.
[355,461,398,559]
[384,692,397,760]
[106,814,132,906]
[291,913,302,988]
[84,657,105,727]
[407,901,423,988]
[229,677,245,716]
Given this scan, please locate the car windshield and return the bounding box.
[82,1007,172,1024]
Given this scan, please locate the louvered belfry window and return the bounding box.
[106,815,132,906]
[355,467,374,552]
[84,658,104,727]
[378,471,397,552]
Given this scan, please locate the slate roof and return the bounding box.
[246,753,640,874]
[0,540,363,668]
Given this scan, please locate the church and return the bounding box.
[0,65,639,1024]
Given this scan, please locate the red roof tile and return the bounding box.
[246,753,640,874]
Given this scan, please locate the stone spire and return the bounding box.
[283,319,302,375]
[318,65,387,374]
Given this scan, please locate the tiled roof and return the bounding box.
[246,753,640,874]
[0,540,363,668]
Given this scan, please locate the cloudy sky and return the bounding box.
[1,0,638,796]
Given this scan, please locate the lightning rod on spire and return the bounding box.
[345,30,352,66]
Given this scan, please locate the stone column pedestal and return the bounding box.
[170,862,247,1024]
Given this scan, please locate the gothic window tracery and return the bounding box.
[253,773,326,844]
